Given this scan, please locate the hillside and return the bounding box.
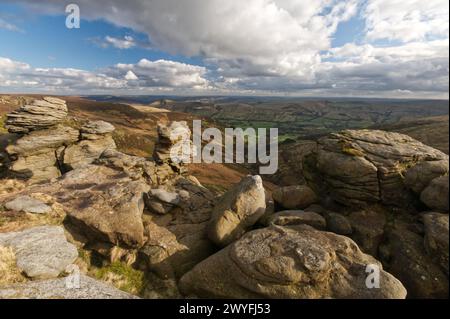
[0,95,256,192]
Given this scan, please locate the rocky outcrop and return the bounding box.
[423,213,449,275]
[180,225,407,299]
[0,226,78,279]
[5,125,79,182]
[272,185,317,209]
[208,175,266,247]
[420,176,449,212]
[379,222,448,298]
[304,130,448,208]
[325,212,352,235]
[0,274,138,299]
[55,165,150,248]
[62,121,117,170]
[5,97,68,133]
[404,160,448,194]
[2,99,118,183]
[138,176,216,279]
[153,121,191,173]
[348,209,386,256]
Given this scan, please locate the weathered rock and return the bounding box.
[80,120,115,140]
[420,176,449,212]
[348,209,386,257]
[144,188,180,215]
[5,125,79,157]
[139,176,216,279]
[62,135,116,170]
[423,213,449,275]
[404,160,449,194]
[208,175,266,247]
[8,152,61,182]
[5,125,79,182]
[59,165,150,248]
[5,97,68,133]
[257,195,275,226]
[380,222,448,298]
[4,195,51,214]
[180,225,407,299]
[97,149,160,184]
[0,226,78,279]
[272,185,317,209]
[153,121,191,173]
[139,221,214,279]
[305,130,448,208]
[304,204,327,215]
[0,274,138,299]
[267,210,326,230]
[325,212,353,235]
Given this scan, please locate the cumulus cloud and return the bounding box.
[10,0,358,78]
[0,57,210,93]
[2,0,449,98]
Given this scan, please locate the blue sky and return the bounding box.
[0,0,448,98]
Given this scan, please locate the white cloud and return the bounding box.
[3,0,449,98]
[105,35,136,49]
[363,0,449,42]
[0,17,22,32]
[124,70,138,80]
[0,56,210,93]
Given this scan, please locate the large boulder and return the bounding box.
[5,97,68,133]
[60,165,150,248]
[0,274,138,299]
[420,176,449,212]
[404,160,449,194]
[348,208,386,256]
[422,213,449,275]
[272,185,318,209]
[180,225,407,299]
[304,130,448,208]
[0,226,78,279]
[380,222,449,298]
[208,175,266,247]
[19,164,150,248]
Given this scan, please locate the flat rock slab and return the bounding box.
[0,226,78,279]
[0,274,138,299]
[4,195,51,214]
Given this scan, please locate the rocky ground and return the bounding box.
[0,96,448,299]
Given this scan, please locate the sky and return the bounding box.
[0,0,448,98]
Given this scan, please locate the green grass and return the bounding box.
[93,261,146,295]
[0,115,8,133]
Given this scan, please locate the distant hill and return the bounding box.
[375,115,449,154]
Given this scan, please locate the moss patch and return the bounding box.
[0,246,27,286]
[92,261,145,295]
